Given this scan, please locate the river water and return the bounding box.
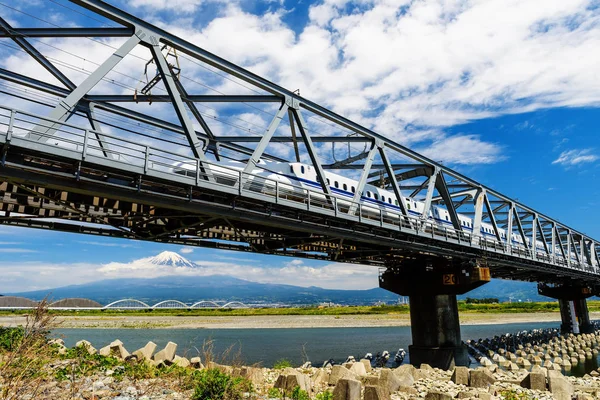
[54,321,575,368]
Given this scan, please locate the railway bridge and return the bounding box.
[0,0,598,369]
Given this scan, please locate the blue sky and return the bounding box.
[0,0,599,292]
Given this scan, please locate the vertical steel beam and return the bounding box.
[243,103,288,174]
[531,214,538,260]
[420,168,437,220]
[151,44,206,161]
[567,230,573,266]
[288,109,300,163]
[29,34,141,141]
[84,103,109,157]
[348,142,377,215]
[551,222,556,263]
[506,202,514,251]
[291,109,334,201]
[434,171,462,231]
[472,190,484,241]
[555,226,567,262]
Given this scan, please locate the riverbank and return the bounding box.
[2,311,597,329]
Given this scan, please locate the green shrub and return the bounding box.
[290,386,310,400]
[315,390,333,400]
[267,387,283,399]
[0,326,24,352]
[273,358,292,369]
[191,368,252,400]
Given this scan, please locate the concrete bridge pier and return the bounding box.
[538,284,594,334]
[379,256,491,370]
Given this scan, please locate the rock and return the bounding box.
[328,365,357,386]
[379,369,402,393]
[239,366,264,384]
[349,362,367,377]
[547,370,573,400]
[312,368,330,386]
[393,364,417,380]
[363,385,390,400]
[153,341,177,363]
[451,366,469,386]
[75,340,97,355]
[275,373,311,394]
[424,391,453,400]
[360,359,372,373]
[469,368,496,388]
[99,340,129,360]
[190,356,204,369]
[172,355,190,368]
[456,391,477,399]
[132,342,156,361]
[397,386,418,395]
[332,378,361,400]
[576,394,594,400]
[519,371,546,391]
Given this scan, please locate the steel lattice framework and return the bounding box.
[0,0,598,287]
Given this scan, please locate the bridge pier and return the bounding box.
[379,256,490,370]
[538,284,594,334]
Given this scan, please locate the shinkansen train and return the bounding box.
[176,159,580,262]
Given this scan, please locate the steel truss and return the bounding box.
[0,0,598,287]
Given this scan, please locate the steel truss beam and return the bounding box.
[0,0,595,281]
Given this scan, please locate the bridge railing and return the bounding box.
[0,105,596,273]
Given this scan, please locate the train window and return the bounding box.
[290,166,294,173]
[301,166,305,174]
[351,186,356,193]
[407,203,411,210]
[327,178,330,185]
[388,198,392,204]
[334,181,339,188]
[374,193,378,200]
[446,216,449,221]
[395,200,398,206]
[343,183,348,191]
[367,191,371,198]
[381,196,385,202]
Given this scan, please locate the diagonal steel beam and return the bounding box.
[378,145,408,217]
[513,206,529,251]
[291,109,334,202]
[535,216,550,255]
[0,17,76,91]
[150,44,206,161]
[349,141,376,215]
[29,34,141,141]
[483,192,502,243]
[420,168,437,220]
[434,171,461,230]
[243,103,288,174]
[288,109,300,162]
[569,232,580,264]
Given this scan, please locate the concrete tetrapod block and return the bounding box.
[312,368,330,387]
[363,385,390,400]
[328,365,358,386]
[359,359,372,373]
[132,341,157,361]
[99,340,129,360]
[379,369,402,393]
[190,357,204,369]
[468,368,496,388]
[332,378,361,400]
[547,370,573,400]
[451,366,469,386]
[349,361,367,377]
[75,340,97,355]
[275,373,311,394]
[153,341,177,364]
[393,364,417,380]
[424,391,453,400]
[237,366,264,385]
[172,355,190,368]
[519,371,546,392]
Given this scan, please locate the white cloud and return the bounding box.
[180,247,194,254]
[0,248,38,254]
[552,148,599,166]
[129,0,204,13]
[0,262,100,292]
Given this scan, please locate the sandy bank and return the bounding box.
[2,311,597,329]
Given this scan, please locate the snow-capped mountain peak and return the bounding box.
[145,251,196,268]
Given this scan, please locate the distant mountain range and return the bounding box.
[7,251,553,305]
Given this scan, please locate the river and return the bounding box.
[54,321,572,368]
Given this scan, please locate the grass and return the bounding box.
[0,300,584,317]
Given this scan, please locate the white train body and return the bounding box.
[175,159,579,263]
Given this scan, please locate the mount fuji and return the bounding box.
[7,251,545,305]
